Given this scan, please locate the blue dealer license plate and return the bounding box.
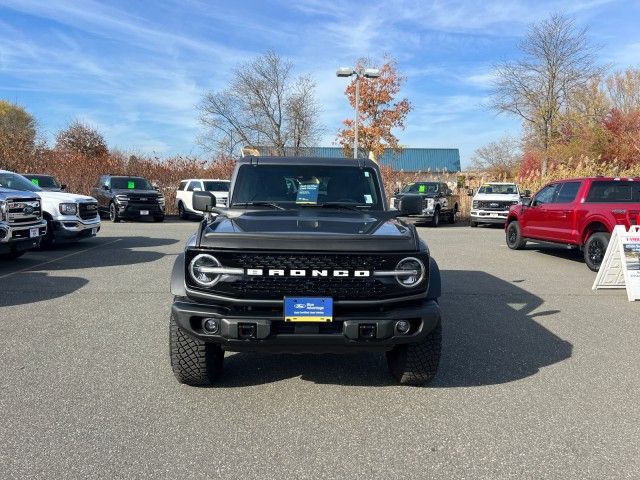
[284,297,333,322]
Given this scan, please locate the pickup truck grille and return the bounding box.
[186,251,429,302]
[476,200,514,211]
[78,202,99,220]
[127,194,159,204]
[6,197,42,224]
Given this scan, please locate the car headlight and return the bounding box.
[116,194,129,203]
[472,200,479,209]
[158,195,165,205]
[395,257,425,288]
[511,200,519,205]
[0,200,6,222]
[425,198,434,207]
[189,254,222,287]
[59,203,78,215]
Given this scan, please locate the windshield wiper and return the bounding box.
[302,202,368,213]
[232,201,286,210]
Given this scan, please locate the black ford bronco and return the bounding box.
[169,156,442,386]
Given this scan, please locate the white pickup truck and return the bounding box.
[176,179,230,219]
[0,170,100,246]
[469,182,528,227]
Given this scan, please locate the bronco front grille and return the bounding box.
[185,251,429,302]
[7,198,42,224]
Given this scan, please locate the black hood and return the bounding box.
[112,189,159,196]
[393,192,438,199]
[198,209,419,252]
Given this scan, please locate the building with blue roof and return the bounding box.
[255,147,461,172]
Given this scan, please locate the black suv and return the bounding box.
[93,175,165,222]
[169,156,443,386]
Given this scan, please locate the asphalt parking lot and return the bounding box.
[1,219,639,479]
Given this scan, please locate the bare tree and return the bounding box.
[55,120,108,157]
[490,14,602,174]
[199,51,323,156]
[606,69,640,114]
[469,135,521,175]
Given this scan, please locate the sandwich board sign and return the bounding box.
[593,225,640,301]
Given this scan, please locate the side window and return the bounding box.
[187,181,201,192]
[533,184,558,206]
[179,181,188,191]
[586,181,640,203]
[554,181,581,203]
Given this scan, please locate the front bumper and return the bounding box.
[52,218,101,240]
[171,298,441,353]
[470,211,508,224]
[117,203,165,219]
[0,220,47,253]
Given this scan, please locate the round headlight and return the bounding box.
[189,254,222,287]
[395,257,425,288]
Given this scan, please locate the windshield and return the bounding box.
[111,177,154,190]
[402,182,439,194]
[0,172,42,192]
[203,181,230,192]
[23,174,60,189]
[231,164,383,209]
[478,184,518,194]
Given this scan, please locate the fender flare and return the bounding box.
[170,253,186,296]
[426,256,441,300]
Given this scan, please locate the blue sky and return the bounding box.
[1,0,639,167]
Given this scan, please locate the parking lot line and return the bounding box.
[0,238,122,280]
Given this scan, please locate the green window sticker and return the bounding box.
[127,180,135,189]
[418,184,426,193]
[31,178,40,186]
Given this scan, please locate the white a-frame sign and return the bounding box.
[593,225,640,301]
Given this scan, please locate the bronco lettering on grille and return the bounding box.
[246,268,371,277]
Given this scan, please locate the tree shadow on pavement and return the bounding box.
[0,272,89,308]
[215,270,572,388]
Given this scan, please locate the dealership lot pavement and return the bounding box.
[1,220,639,479]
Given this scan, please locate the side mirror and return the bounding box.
[467,188,474,197]
[152,184,159,190]
[60,184,67,191]
[523,189,531,197]
[103,183,110,190]
[521,198,532,207]
[193,191,216,212]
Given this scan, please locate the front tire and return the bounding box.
[178,202,187,220]
[430,209,440,228]
[170,313,224,386]
[448,206,458,224]
[584,232,610,272]
[109,202,121,223]
[506,220,526,249]
[387,320,441,386]
[470,220,478,228]
[40,218,54,248]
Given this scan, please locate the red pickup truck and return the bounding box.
[505,177,640,271]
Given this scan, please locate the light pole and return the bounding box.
[336,67,380,159]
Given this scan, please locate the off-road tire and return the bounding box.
[431,208,440,228]
[387,320,441,386]
[109,202,121,223]
[584,232,610,272]
[470,220,478,228]
[506,220,526,249]
[448,206,458,224]
[170,314,224,386]
[178,202,187,220]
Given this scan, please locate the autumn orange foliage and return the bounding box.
[336,57,411,159]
